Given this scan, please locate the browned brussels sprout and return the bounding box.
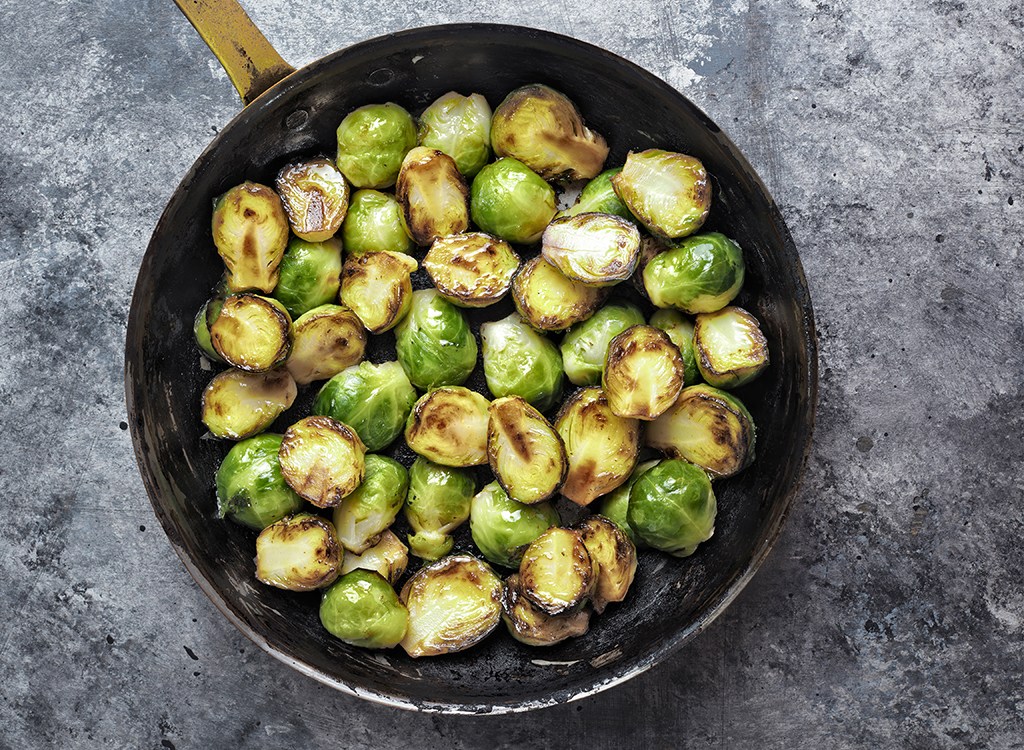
[487,396,567,505]
[339,530,409,585]
[255,513,342,591]
[193,296,225,362]
[275,157,350,242]
[501,573,591,647]
[541,213,640,287]
[339,251,418,334]
[512,256,605,332]
[404,387,490,467]
[612,150,711,238]
[279,416,366,508]
[209,293,292,372]
[575,516,637,614]
[693,306,769,388]
[212,181,290,293]
[423,232,520,308]
[518,528,597,615]
[201,368,297,440]
[285,304,366,385]
[602,325,685,420]
[395,146,469,245]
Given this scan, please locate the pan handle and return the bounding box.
[172,0,295,105]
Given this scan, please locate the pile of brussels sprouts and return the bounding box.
[194,84,770,656]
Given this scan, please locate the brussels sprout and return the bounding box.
[558,168,634,222]
[340,530,409,585]
[501,573,591,647]
[554,387,639,506]
[399,554,503,658]
[201,368,297,440]
[394,290,478,390]
[643,232,745,313]
[404,387,490,467]
[312,361,417,452]
[335,102,417,189]
[512,256,605,332]
[339,251,418,334]
[193,296,225,361]
[275,157,350,242]
[285,304,367,385]
[320,569,409,648]
[417,91,493,177]
[279,416,366,508]
[255,513,342,591]
[469,482,559,568]
[487,396,567,505]
[694,306,770,388]
[631,234,672,299]
[272,236,343,318]
[212,181,290,293]
[560,302,645,386]
[575,516,637,614]
[603,325,685,420]
[404,457,476,561]
[645,384,756,478]
[490,84,608,181]
[593,459,659,546]
[209,293,292,372]
[215,434,304,529]
[541,213,640,287]
[470,158,556,244]
[331,454,408,553]
[649,309,700,386]
[611,150,711,238]
[628,459,716,557]
[423,232,520,308]
[395,146,469,245]
[342,190,415,256]
[518,528,596,616]
[480,312,563,412]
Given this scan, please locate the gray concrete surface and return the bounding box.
[1,0,1022,747]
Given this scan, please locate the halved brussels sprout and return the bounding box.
[272,236,343,318]
[611,150,710,238]
[215,434,304,529]
[557,168,634,222]
[399,554,503,658]
[331,454,409,553]
[340,530,409,585]
[593,459,659,547]
[312,361,417,452]
[193,296,225,362]
[643,232,745,313]
[395,146,469,245]
[255,513,342,591]
[694,306,769,388]
[275,157,350,242]
[335,102,417,189]
[541,213,640,287]
[342,189,414,256]
[603,325,685,420]
[279,416,366,508]
[650,308,700,386]
[285,304,366,385]
[423,232,520,308]
[339,251,418,334]
[480,312,563,412]
[630,234,671,299]
[212,181,289,293]
[554,386,640,506]
[490,84,608,181]
[201,368,297,440]
[404,457,476,561]
[487,396,567,505]
[209,293,292,372]
[320,569,409,648]
[560,302,645,386]
[628,459,716,557]
[518,527,596,616]
[469,482,559,568]
[470,158,556,244]
[404,387,490,467]
[512,256,605,332]
[394,290,478,390]
[645,384,756,478]
[417,91,492,177]
[576,515,637,614]
[501,573,591,647]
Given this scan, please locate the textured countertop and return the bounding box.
[1,0,1021,747]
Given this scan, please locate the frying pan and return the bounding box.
[125,0,817,713]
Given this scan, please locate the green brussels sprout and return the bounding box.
[593,459,659,546]
[417,91,493,177]
[575,515,637,614]
[405,387,490,467]
[423,232,520,308]
[335,102,417,189]
[643,232,745,313]
[541,213,640,287]
[512,256,606,332]
[209,293,292,372]
[341,189,415,256]
[631,234,672,299]
[557,168,635,222]
[212,181,290,293]
[285,304,366,385]
[279,416,366,508]
[649,308,700,386]
[611,150,711,238]
[255,513,342,591]
[395,146,469,245]
[470,158,556,244]
[193,296,225,362]
[490,84,608,181]
[215,434,304,529]
[395,289,478,390]
[518,528,596,615]
[272,236,343,318]
[201,368,297,440]
[340,530,409,585]
[320,569,409,648]
[331,454,409,553]
[560,302,645,386]
[469,482,559,568]
[501,573,591,647]
[313,361,418,452]
[487,396,567,505]
[404,457,476,560]
[694,306,769,388]
[275,157,350,242]
[628,459,716,557]
[340,251,418,333]
[480,312,564,412]
[603,325,685,420]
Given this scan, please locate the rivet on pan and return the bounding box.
[285,109,309,130]
[368,68,395,86]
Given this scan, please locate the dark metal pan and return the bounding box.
[125,0,817,713]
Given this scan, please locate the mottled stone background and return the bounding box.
[1,0,1021,747]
